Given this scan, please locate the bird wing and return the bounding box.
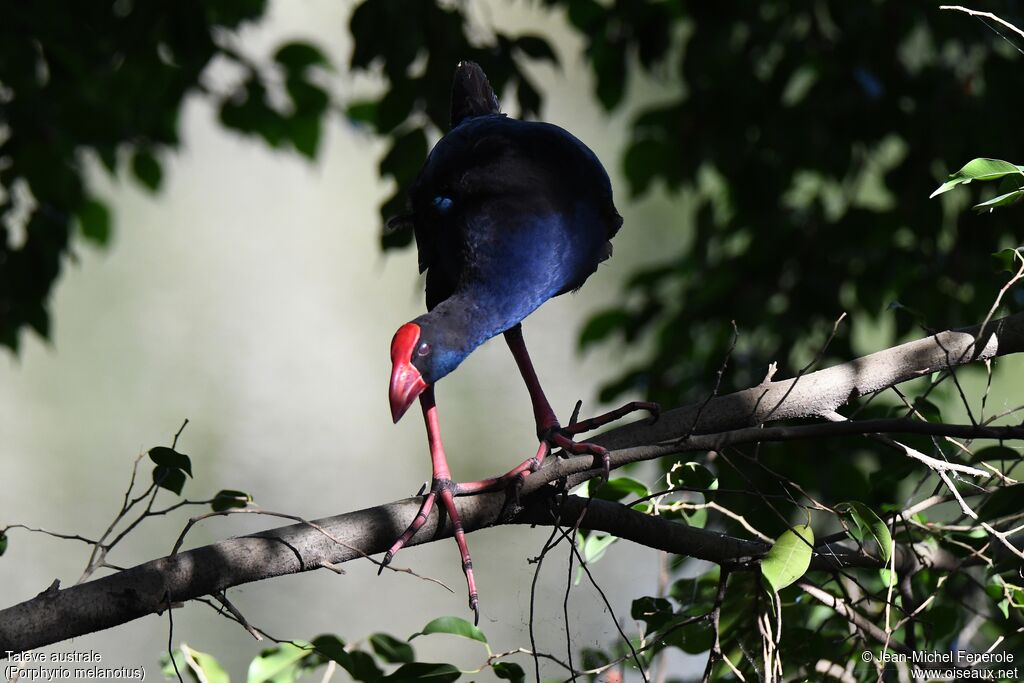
[406,115,621,311]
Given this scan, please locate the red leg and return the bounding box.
[504,324,559,436]
[438,486,478,617]
[503,324,659,478]
[379,387,480,623]
[379,491,436,569]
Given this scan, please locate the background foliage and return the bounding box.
[0,0,332,349]
[2,1,1023,680]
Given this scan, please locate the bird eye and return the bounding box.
[432,196,454,212]
[416,342,431,357]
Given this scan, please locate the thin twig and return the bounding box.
[701,570,731,683]
[940,6,1024,46]
[211,591,262,641]
[171,507,455,593]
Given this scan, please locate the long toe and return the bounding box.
[561,400,661,436]
[438,487,480,621]
[379,490,437,574]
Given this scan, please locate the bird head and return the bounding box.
[389,322,430,423]
[389,313,479,422]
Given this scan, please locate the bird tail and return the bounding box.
[450,61,500,129]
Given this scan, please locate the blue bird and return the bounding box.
[385,62,657,621]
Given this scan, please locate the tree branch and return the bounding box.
[0,489,963,655]
[2,313,1023,654]
[581,312,1024,450]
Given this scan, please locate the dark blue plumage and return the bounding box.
[405,112,621,384]
[383,62,653,622]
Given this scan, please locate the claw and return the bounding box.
[377,549,395,576]
[548,431,609,478]
[380,490,437,572]
[391,387,486,622]
[568,399,583,427]
[541,400,659,485]
[560,400,662,437]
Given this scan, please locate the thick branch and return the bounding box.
[2,313,1023,653]
[0,490,960,654]
[586,312,1024,451]
[523,419,1019,494]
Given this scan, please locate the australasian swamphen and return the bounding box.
[384,62,657,621]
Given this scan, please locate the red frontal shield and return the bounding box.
[389,323,428,422]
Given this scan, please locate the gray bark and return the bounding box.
[2,312,1022,654]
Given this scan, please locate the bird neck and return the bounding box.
[419,287,544,382]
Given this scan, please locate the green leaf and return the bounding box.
[580,647,609,672]
[247,641,312,683]
[837,501,892,562]
[132,149,163,192]
[624,138,669,197]
[0,531,7,556]
[342,651,383,683]
[375,84,415,134]
[310,635,348,665]
[925,604,961,639]
[516,35,557,62]
[381,663,460,682]
[1010,585,1024,609]
[579,309,629,350]
[410,616,487,644]
[211,489,252,512]
[274,42,329,72]
[160,651,187,680]
[987,576,1007,600]
[979,484,1024,522]
[682,507,708,529]
[76,198,112,246]
[579,531,617,565]
[662,619,715,654]
[369,633,414,664]
[150,444,193,495]
[912,397,941,423]
[346,100,378,126]
[631,595,674,632]
[669,570,720,615]
[973,188,1024,212]
[970,445,1021,463]
[181,644,230,683]
[492,662,525,683]
[761,524,814,593]
[149,446,193,476]
[152,466,186,495]
[380,128,428,186]
[930,158,1024,198]
[992,248,1024,273]
[515,76,541,119]
[286,78,328,113]
[287,113,321,159]
[669,462,719,500]
[592,476,649,503]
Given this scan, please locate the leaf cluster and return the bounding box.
[0,1,331,350]
[161,617,524,683]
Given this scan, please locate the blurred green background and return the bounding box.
[4,0,1024,679]
[0,1,687,677]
